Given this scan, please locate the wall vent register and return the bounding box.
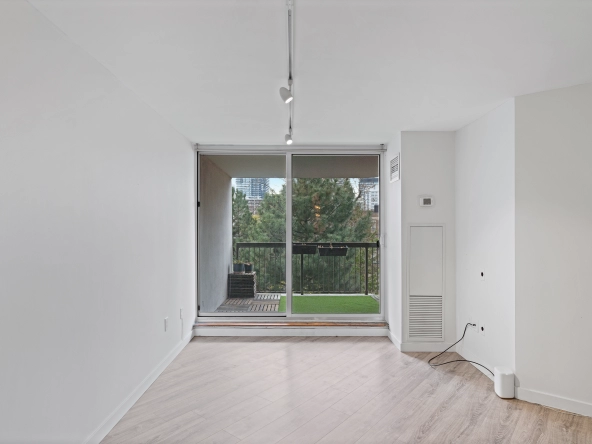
[390,154,400,182]
[409,295,443,339]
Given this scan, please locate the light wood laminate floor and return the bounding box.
[101,337,592,444]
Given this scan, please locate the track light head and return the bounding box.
[285,133,293,145]
[279,87,293,103]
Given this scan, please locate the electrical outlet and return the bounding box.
[479,320,486,336]
[469,316,476,329]
[164,317,168,332]
[480,270,485,281]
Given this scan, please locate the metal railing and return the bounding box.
[235,242,379,295]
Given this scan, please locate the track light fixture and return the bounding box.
[285,121,293,145]
[279,86,293,104]
[280,4,294,144]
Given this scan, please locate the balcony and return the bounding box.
[215,242,380,314]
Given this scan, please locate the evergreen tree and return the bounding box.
[250,179,375,243]
[232,188,254,246]
[232,179,378,294]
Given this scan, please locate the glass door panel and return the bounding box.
[290,155,380,314]
[198,154,286,316]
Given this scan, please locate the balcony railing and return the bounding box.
[235,242,379,295]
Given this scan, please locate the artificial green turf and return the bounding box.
[278,295,379,314]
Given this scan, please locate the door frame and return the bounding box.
[195,145,386,322]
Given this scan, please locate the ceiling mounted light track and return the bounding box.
[285,118,293,145]
[281,2,294,144]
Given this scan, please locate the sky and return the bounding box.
[269,178,284,192]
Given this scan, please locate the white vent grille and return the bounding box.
[390,154,400,183]
[409,295,442,339]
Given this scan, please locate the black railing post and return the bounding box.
[300,253,304,295]
[233,242,376,295]
[365,246,369,295]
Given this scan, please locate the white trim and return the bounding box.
[197,315,384,322]
[196,150,385,321]
[400,342,455,352]
[516,387,592,418]
[379,152,385,319]
[286,153,293,315]
[468,362,494,381]
[194,326,388,337]
[195,150,200,322]
[83,331,194,444]
[196,144,385,153]
[388,330,402,350]
[456,349,494,381]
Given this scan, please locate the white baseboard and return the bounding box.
[516,387,592,418]
[387,330,401,350]
[194,326,388,337]
[400,342,455,352]
[84,330,195,444]
[455,350,494,381]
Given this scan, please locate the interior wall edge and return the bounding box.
[84,331,194,444]
[387,330,402,350]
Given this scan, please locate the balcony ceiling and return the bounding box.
[28,0,592,145]
[206,154,379,178]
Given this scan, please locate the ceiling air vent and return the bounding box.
[390,154,400,183]
[408,295,443,340]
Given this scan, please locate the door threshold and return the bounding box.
[194,320,388,328]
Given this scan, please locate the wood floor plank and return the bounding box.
[100,337,592,444]
[198,430,240,444]
[236,387,348,444]
[276,407,350,444]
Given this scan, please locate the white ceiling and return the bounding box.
[29,0,592,145]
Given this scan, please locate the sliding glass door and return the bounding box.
[290,155,381,315]
[198,154,286,316]
[197,151,381,318]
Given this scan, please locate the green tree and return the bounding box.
[291,178,374,243]
[250,179,375,243]
[232,179,379,295]
[250,186,286,242]
[232,188,254,247]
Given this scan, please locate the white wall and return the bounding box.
[384,134,402,345]
[400,132,456,350]
[0,2,195,443]
[199,157,233,313]
[515,83,592,415]
[455,100,516,375]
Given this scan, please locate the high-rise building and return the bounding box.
[358,177,379,211]
[234,178,270,200]
[234,178,270,213]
